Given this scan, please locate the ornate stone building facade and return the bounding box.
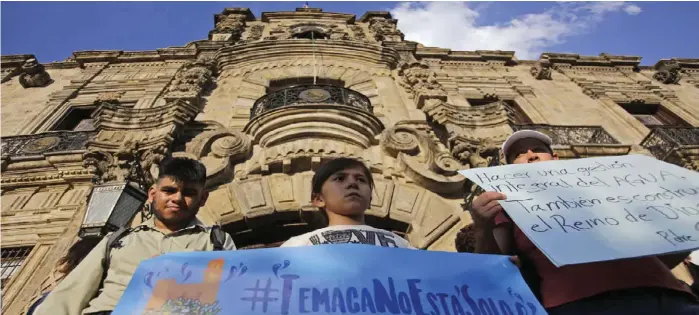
[2,7,699,313]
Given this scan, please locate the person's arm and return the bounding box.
[658,251,692,270]
[471,192,512,254]
[34,238,108,315]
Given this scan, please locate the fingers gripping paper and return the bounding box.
[113,245,545,315]
[459,154,699,267]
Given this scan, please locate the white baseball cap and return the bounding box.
[501,130,553,161]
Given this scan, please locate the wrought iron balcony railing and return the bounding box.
[250,85,373,119]
[641,126,699,160]
[512,124,620,145]
[1,130,97,157]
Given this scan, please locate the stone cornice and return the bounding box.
[415,48,515,63]
[261,9,356,24]
[215,8,256,23]
[358,11,394,23]
[1,54,35,68]
[70,48,197,67]
[92,100,199,130]
[541,52,642,68]
[216,39,399,70]
[654,58,699,69]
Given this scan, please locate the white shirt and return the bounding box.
[281,224,415,249]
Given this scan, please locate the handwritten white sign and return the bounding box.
[458,154,699,267]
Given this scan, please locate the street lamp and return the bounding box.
[79,152,149,238]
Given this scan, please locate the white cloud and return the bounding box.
[624,4,643,15]
[390,2,643,60]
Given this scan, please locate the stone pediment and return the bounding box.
[261,8,356,24]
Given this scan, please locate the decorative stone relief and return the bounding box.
[241,24,264,43]
[349,25,368,41]
[382,121,465,194]
[451,136,501,169]
[19,58,52,88]
[398,61,447,108]
[212,14,247,41]
[653,60,683,84]
[530,57,552,80]
[368,17,403,42]
[164,57,217,104]
[182,127,252,187]
[264,23,293,40]
[83,140,167,186]
[94,91,125,104]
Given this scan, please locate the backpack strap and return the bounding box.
[210,225,226,251]
[100,227,131,288]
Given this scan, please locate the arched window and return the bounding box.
[293,30,328,40]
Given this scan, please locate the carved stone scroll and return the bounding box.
[382,121,464,194]
[183,127,252,188]
[19,58,52,88]
[653,60,683,84]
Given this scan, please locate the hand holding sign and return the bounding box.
[459,154,699,267]
[470,191,507,229]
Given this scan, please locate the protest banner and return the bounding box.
[459,154,699,267]
[113,244,545,315]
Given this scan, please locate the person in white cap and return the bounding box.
[470,130,699,315]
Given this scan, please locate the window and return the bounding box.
[52,107,96,131]
[618,103,689,127]
[267,77,345,93]
[1,246,33,289]
[467,99,532,124]
[293,31,327,40]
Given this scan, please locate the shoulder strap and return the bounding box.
[210,225,226,251]
[100,227,131,286]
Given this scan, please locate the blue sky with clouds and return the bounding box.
[2,1,697,65]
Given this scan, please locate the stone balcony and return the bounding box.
[641,126,699,170]
[242,84,383,176]
[511,124,630,158]
[512,124,620,145]
[250,84,373,119]
[1,130,96,157]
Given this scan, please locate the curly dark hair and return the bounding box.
[56,237,102,274]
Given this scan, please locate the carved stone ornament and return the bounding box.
[213,14,247,41]
[653,60,683,84]
[530,57,552,80]
[95,91,125,104]
[368,17,404,42]
[451,136,501,169]
[349,25,368,41]
[83,140,167,185]
[264,23,293,40]
[382,122,464,194]
[18,58,52,88]
[240,24,264,43]
[399,62,444,96]
[165,57,217,102]
[182,127,252,187]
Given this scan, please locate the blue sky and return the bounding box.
[2,1,697,65]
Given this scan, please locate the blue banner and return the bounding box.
[114,244,545,315]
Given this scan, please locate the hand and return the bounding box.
[509,255,521,268]
[470,192,507,229]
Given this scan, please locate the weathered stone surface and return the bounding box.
[2,6,699,314]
